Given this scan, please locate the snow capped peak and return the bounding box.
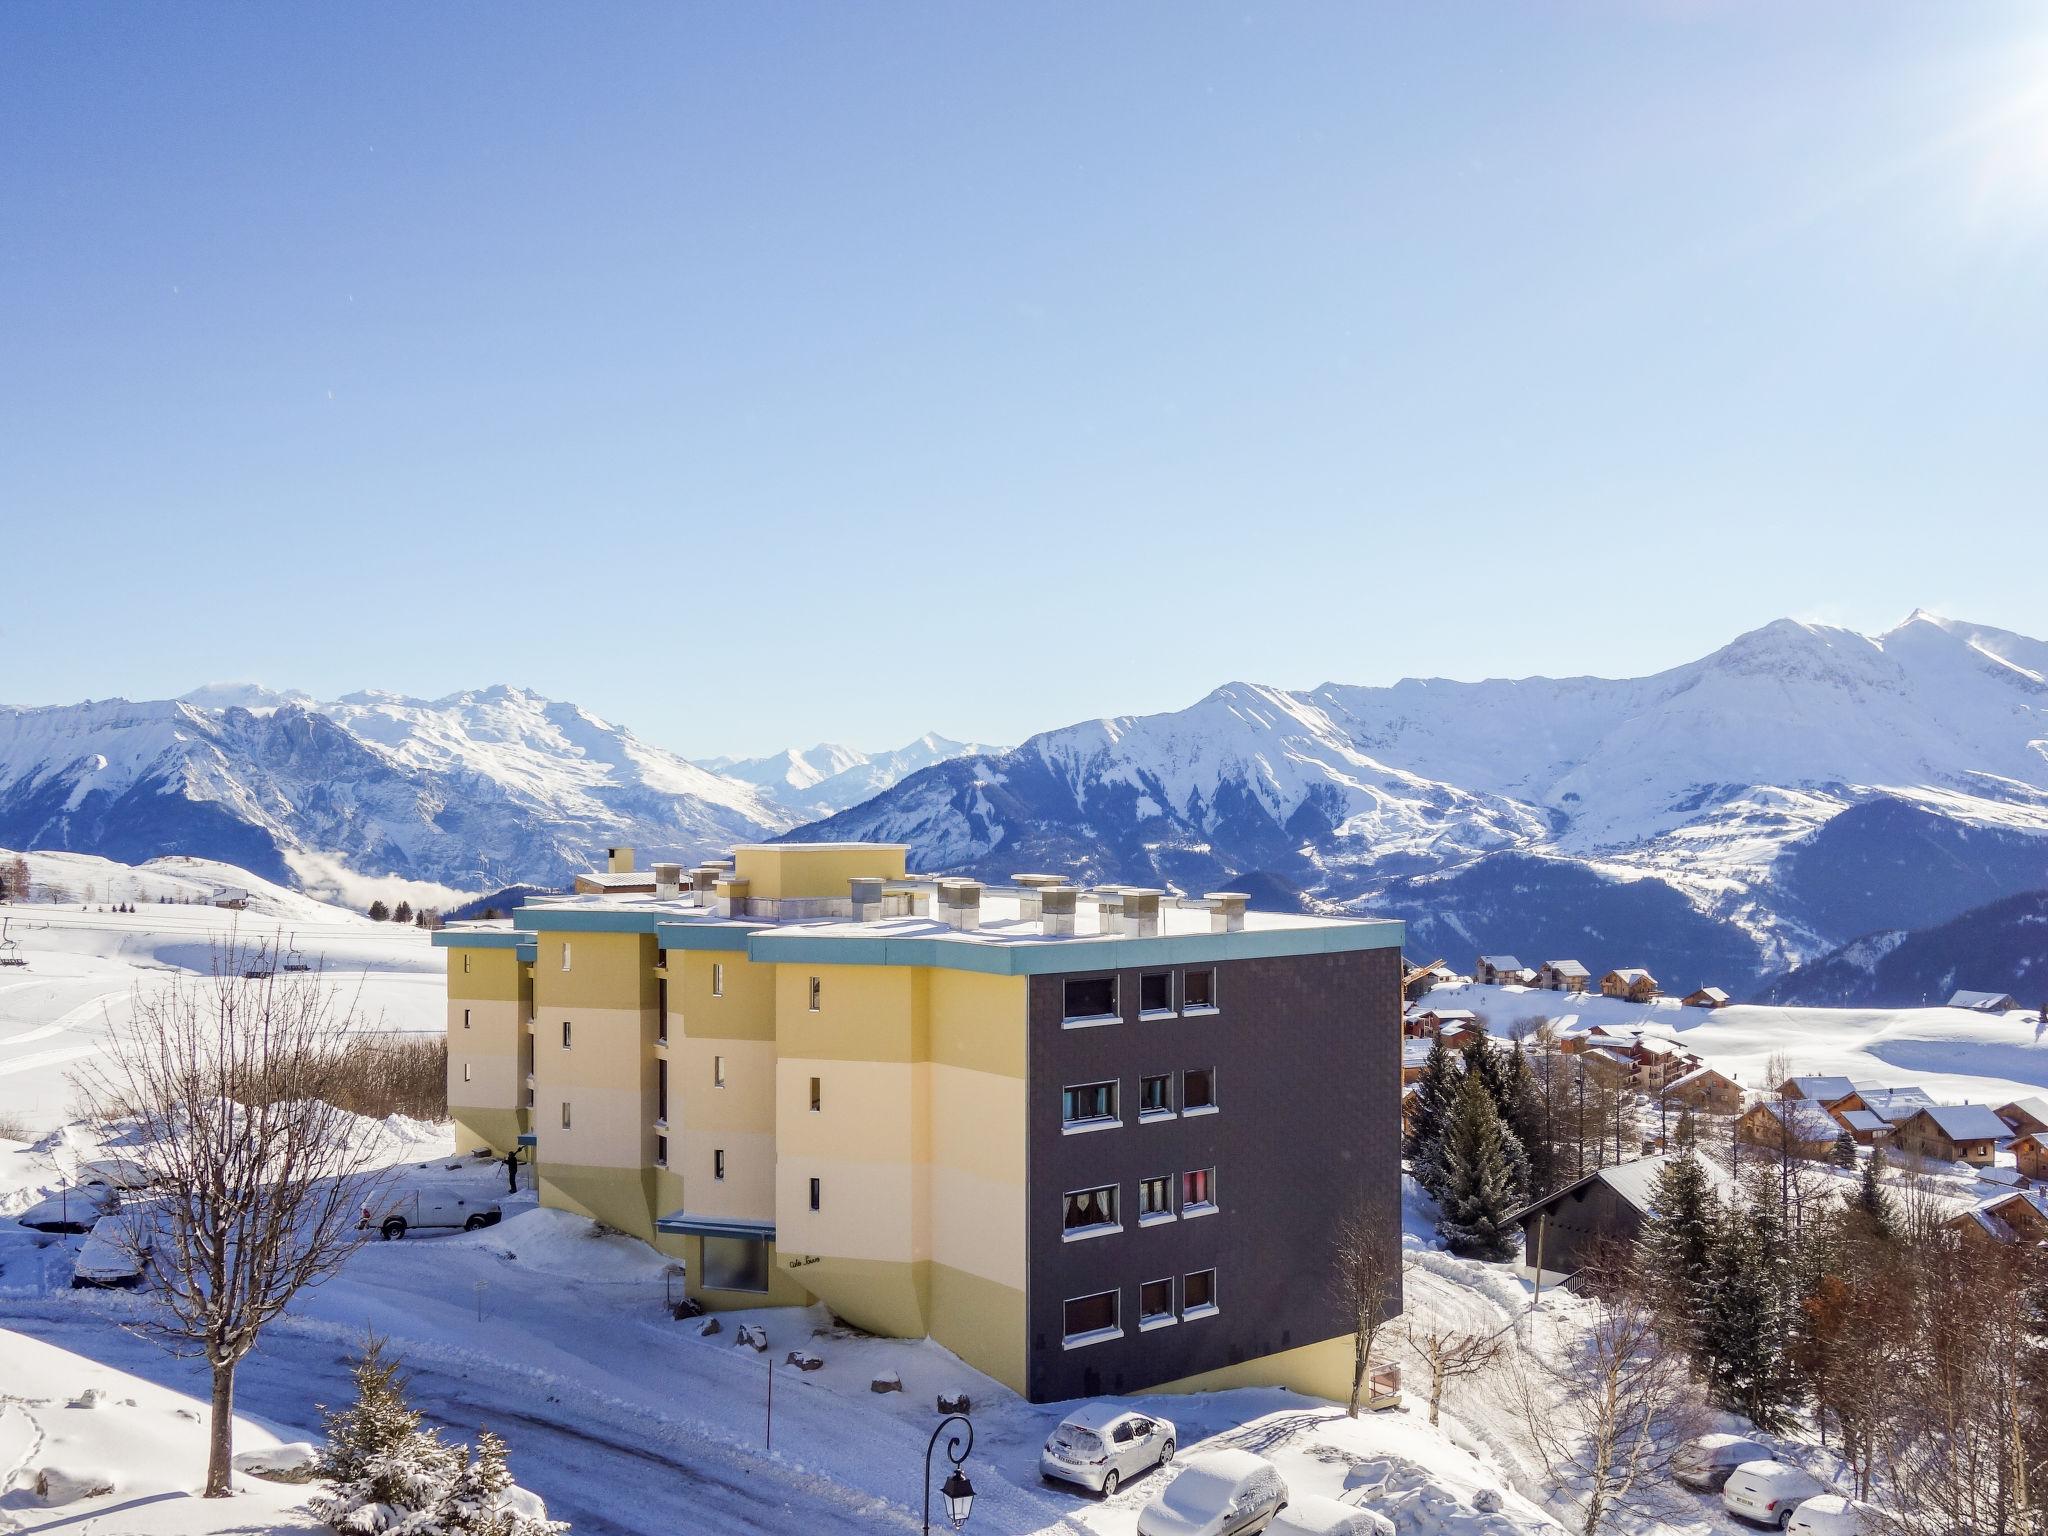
[178,682,313,711]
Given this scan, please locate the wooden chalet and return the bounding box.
[1948,1190,2048,1248]
[1535,959,1590,994]
[1511,1154,1739,1282]
[1995,1098,2048,1137]
[1600,968,1659,1003]
[1474,954,1525,987]
[1662,1065,1743,1116]
[1891,1104,2010,1169]
[1405,1006,1478,1041]
[1737,1098,1842,1160]
[1681,986,1730,1009]
[2013,1132,2048,1183]
[1948,990,2018,1013]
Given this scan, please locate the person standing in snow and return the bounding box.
[503,1146,521,1194]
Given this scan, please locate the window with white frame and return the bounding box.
[1183,1067,1216,1113]
[1138,1175,1173,1222]
[714,1054,726,1088]
[1182,1167,1216,1214]
[1062,1289,1121,1348]
[808,1177,821,1211]
[1182,967,1215,1011]
[1140,1074,1173,1118]
[462,1062,471,1083]
[463,1008,471,1029]
[561,941,571,972]
[1139,1277,1175,1327]
[561,1101,572,1129]
[1062,975,1117,1022]
[1062,1184,1119,1237]
[1182,1268,1218,1317]
[561,1020,572,1049]
[714,1149,725,1180]
[711,961,724,997]
[808,975,822,1012]
[1062,1080,1118,1128]
[1138,971,1174,1015]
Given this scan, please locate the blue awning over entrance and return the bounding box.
[515,1134,537,1147]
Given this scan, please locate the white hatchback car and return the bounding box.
[1040,1402,1177,1496]
[1137,1449,1288,1536]
[1787,1494,1890,1535]
[1723,1461,1828,1529]
[1673,1432,1776,1491]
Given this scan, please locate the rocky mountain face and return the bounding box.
[795,612,2048,995]
[696,733,1000,819]
[1757,890,2048,1009]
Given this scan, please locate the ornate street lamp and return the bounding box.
[923,1412,975,1533]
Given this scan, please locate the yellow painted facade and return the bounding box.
[732,842,907,900]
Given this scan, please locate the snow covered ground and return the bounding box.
[1423,980,2048,1105]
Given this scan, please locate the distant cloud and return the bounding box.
[283,850,473,915]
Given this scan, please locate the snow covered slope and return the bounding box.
[698,732,1002,818]
[799,612,2048,986]
[0,687,794,893]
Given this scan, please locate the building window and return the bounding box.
[657,1059,668,1122]
[809,1076,822,1113]
[703,1235,769,1293]
[462,954,470,974]
[1062,1184,1119,1237]
[561,1101,572,1130]
[1061,1080,1118,1128]
[561,942,571,972]
[463,1008,470,1030]
[808,1177,821,1212]
[1182,1167,1216,1214]
[1139,1074,1173,1118]
[1183,1067,1216,1113]
[525,1086,535,1108]
[655,979,667,1042]
[462,1062,471,1083]
[1139,1277,1176,1328]
[714,1054,726,1088]
[1183,1268,1218,1317]
[1182,968,1215,1011]
[1063,975,1117,1022]
[561,1020,572,1050]
[1138,971,1174,1015]
[1138,1176,1173,1222]
[1062,1290,1121,1348]
[711,962,724,997]
[808,976,822,1012]
[714,1149,725,1181]
[655,1134,667,1167]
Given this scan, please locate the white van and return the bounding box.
[1787,1495,1889,1535]
[1722,1461,1828,1529]
[1269,1494,1393,1536]
[1039,1402,1177,1496]
[361,1189,502,1239]
[1137,1449,1288,1536]
[1673,1432,1776,1491]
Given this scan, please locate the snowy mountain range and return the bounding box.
[695,733,1004,819]
[797,612,2048,989]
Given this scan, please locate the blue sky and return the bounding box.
[4,4,2046,757]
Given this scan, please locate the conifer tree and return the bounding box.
[1436,1071,1524,1260]
[1851,1149,1894,1242]
[367,900,391,922]
[1638,1151,1721,1369]
[1403,1036,1460,1197]
[440,1430,567,1536]
[1466,1037,1534,1202]
[393,901,414,926]
[1673,1107,1698,1151]
[1829,1129,1856,1169]
[1701,1200,1798,1430]
[313,1336,461,1529]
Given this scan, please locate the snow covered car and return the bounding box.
[1786,1495,1891,1535]
[1040,1402,1177,1496]
[16,1182,120,1234]
[78,1155,152,1190]
[1136,1449,1288,1536]
[361,1189,502,1239]
[1673,1432,1776,1491]
[1722,1461,1829,1529]
[72,1203,162,1288]
[1269,1494,1393,1536]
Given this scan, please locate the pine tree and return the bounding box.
[1701,1200,1798,1430]
[1465,1036,1532,1201]
[1436,1071,1524,1261]
[438,1430,566,1536]
[367,900,391,922]
[313,1336,462,1530]
[393,901,414,925]
[1673,1107,1698,1151]
[1402,1037,1460,1198]
[1638,1150,1721,1369]
[1829,1129,1856,1169]
[1497,1039,1553,1200]
[1851,1149,1894,1242]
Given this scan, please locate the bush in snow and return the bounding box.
[313,1336,565,1535]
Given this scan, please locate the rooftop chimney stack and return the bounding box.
[690,866,720,904]
[715,876,750,920]
[936,879,982,932]
[1206,891,1249,934]
[1124,887,1162,938]
[1039,884,1078,936]
[1011,873,1064,923]
[653,862,682,898]
[850,876,885,923]
[1096,887,1127,936]
[606,846,636,875]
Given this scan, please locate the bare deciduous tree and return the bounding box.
[1404,1320,1506,1426]
[1332,1199,1401,1417]
[72,938,391,1497]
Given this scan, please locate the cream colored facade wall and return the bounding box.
[732,844,906,900]
[530,931,659,1230]
[445,944,530,1155]
[677,1037,777,1222]
[1151,1332,1358,1403]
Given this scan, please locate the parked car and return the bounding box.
[1270,1494,1393,1536]
[73,1203,162,1289]
[17,1181,120,1234]
[1674,1432,1776,1492]
[1787,1495,1890,1535]
[1137,1449,1288,1536]
[1723,1461,1829,1529]
[1040,1402,1177,1496]
[360,1189,502,1239]
[78,1155,152,1190]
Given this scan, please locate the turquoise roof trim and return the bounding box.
[745,919,1403,975]
[654,921,770,952]
[432,930,528,951]
[512,908,669,936]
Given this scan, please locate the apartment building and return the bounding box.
[438,842,1404,1404]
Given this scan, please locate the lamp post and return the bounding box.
[923,1413,976,1534]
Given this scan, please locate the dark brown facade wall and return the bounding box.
[1022,945,1402,1403]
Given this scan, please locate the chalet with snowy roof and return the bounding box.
[1535,960,1589,994]
[1948,989,2018,1013]
[1830,1107,1894,1147]
[1996,1099,2048,1137]
[1401,1039,1434,1086]
[1948,1190,2048,1248]
[1402,958,1457,1002]
[1892,1104,2010,1169]
[2013,1132,2048,1183]
[1474,954,1524,986]
[1681,986,1730,1009]
[1737,1098,1843,1160]
[1576,1045,1640,1091]
[1510,1153,1741,1283]
[1777,1075,1856,1104]
[1405,1006,1477,1041]
[1600,968,1659,1003]
[1662,1065,1743,1116]
[1853,1085,1939,1124]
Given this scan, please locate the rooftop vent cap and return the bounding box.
[606,846,636,875]
[714,875,750,920]
[850,876,886,922]
[1205,891,1250,934]
[1011,872,1064,921]
[1038,883,1078,936]
[653,862,683,898]
[1122,887,1163,938]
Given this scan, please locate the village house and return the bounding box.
[2012,1132,2048,1183]
[1600,968,1659,1003]
[1534,959,1590,994]
[1401,1038,1434,1087]
[1402,958,1457,1002]
[1662,1065,1743,1116]
[1948,1190,2048,1248]
[1778,1075,1856,1104]
[1853,1085,1939,1125]
[1995,1098,2048,1137]
[1891,1103,2010,1169]
[1511,1154,1740,1283]
[1737,1098,1843,1160]
[1474,954,1525,986]
[1405,1006,1477,1041]
[1681,986,1730,1009]
[1829,1105,1894,1147]
[1947,989,2018,1013]
[1576,1045,1640,1092]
